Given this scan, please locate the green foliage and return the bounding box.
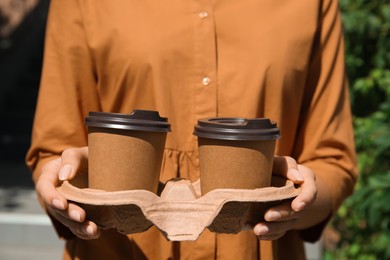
[325,0,390,259]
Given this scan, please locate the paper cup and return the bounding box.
[194,118,280,195]
[85,110,170,193]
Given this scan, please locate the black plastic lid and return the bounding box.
[193,117,280,141]
[85,110,171,132]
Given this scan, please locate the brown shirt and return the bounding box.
[27,0,357,259]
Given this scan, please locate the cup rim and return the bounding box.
[193,117,280,141]
[85,110,171,133]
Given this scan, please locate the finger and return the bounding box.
[263,201,301,222]
[49,208,100,239]
[253,220,296,238]
[36,158,68,210]
[59,147,89,181]
[273,156,304,184]
[291,165,317,212]
[76,221,101,240]
[49,203,87,223]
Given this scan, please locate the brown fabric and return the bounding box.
[26,0,357,259]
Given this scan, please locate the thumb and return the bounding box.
[273,156,304,184]
[58,147,89,181]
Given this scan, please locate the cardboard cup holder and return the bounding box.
[57,175,301,241]
[72,112,293,241]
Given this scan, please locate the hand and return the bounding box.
[35,147,101,239]
[253,156,317,240]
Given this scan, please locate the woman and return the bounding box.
[27,0,357,259]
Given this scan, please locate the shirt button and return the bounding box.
[202,77,210,86]
[199,12,209,19]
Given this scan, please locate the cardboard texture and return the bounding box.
[57,176,300,241]
[88,128,166,193]
[198,138,276,195]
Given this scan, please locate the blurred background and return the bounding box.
[0,0,64,259]
[0,0,389,259]
[324,0,390,259]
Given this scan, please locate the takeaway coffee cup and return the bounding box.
[84,110,170,192]
[193,117,280,195]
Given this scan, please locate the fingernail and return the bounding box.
[82,225,95,235]
[266,211,281,221]
[52,199,65,210]
[59,164,72,181]
[69,210,81,222]
[295,202,306,211]
[254,225,268,236]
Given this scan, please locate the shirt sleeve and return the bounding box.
[292,0,358,242]
[26,0,100,181]
[25,0,100,238]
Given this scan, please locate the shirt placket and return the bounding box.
[185,2,218,259]
[192,0,218,120]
